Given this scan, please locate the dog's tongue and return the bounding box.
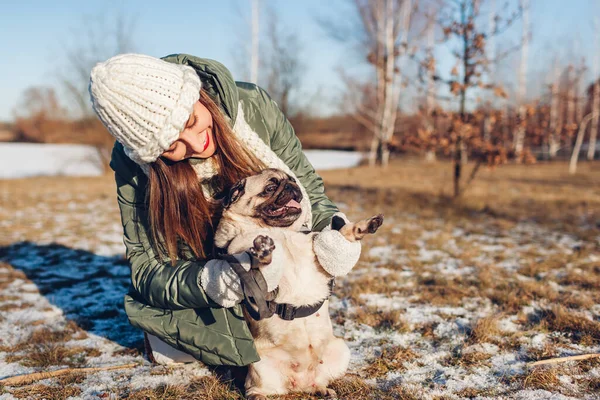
[285,199,301,209]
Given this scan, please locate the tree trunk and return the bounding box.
[589,81,600,160]
[570,112,598,174]
[379,0,410,168]
[589,18,600,160]
[548,61,560,159]
[514,106,526,161]
[381,140,391,167]
[454,142,462,198]
[425,150,437,162]
[424,5,437,162]
[514,0,529,160]
[566,65,575,153]
[483,110,493,142]
[548,58,561,160]
[460,140,468,165]
[369,135,379,166]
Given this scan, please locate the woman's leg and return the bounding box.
[144,332,197,364]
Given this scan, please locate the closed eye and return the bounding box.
[185,113,198,129]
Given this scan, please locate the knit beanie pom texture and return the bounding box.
[89,53,202,165]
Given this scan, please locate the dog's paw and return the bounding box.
[314,387,337,398]
[246,394,268,400]
[350,214,384,240]
[366,213,384,234]
[249,235,275,265]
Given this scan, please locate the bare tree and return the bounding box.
[482,0,496,143]
[321,0,417,167]
[570,111,599,174]
[548,57,561,158]
[513,0,529,160]
[565,65,576,144]
[54,9,137,171]
[12,87,69,143]
[434,0,521,197]
[263,7,303,117]
[230,0,263,84]
[422,5,438,162]
[58,10,137,119]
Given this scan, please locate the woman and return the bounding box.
[89,53,361,367]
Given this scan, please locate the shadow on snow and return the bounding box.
[0,241,143,351]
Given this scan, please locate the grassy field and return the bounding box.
[0,160,599,399]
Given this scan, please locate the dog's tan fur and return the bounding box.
[215,169,382,399]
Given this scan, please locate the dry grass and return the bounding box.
[2,160,600,398]
[2,320,93,368]
[455,387,487,398]
[320,160,600,237]
[329,376,373,399]
[0,302,34,311]
[522,366,562,391]
[558,270,600,290]
[0,264,29,290]
[442,348,494,368]
[388,384,423,400]
[525,342,561,363]
[460,351,493,367]
[10,384,82,400]
[531,305,600,344]
[353,307,409,332]
[338,274,402,301]
[6,344,100,368]
[126,375,242,400]
[4,372,88,399]
[125,374,401,400]
[363,345,418,378]
[413,275,473,306]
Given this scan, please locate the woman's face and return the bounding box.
[161,101,217,162]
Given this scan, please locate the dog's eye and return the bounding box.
[264,184,277,194]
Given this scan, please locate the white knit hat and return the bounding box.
[89,53,202,165]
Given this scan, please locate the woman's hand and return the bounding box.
[200,244,285,308]
[313,212,362,277]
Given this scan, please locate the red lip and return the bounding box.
[202,130,210,152]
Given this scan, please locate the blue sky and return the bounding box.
[0,0,597,121]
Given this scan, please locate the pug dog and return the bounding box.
[214,168,383,400]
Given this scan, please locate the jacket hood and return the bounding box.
[161,54,239,123]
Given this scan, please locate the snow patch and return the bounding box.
[0,143,104,179]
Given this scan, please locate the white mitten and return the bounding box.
[199,246,284,308]
[313,212,362,277]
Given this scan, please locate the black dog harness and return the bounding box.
[221,254,335,321]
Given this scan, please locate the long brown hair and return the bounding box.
[147,90,265,264]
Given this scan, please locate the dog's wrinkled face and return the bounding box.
[223,169,303,228]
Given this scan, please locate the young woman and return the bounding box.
[89,53,361,367]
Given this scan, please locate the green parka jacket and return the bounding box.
[109,54,339,366]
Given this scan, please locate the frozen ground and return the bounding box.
[302,150,363,171]
[0,143,362,179]
[0,172,599,399]
[0,143,104,179]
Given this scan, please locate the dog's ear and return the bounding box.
[223,179,246,209]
